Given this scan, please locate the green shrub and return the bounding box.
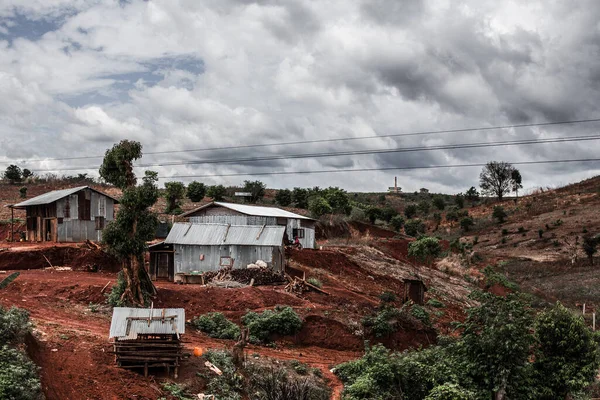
[501,228,508,235]
[432,196,446,210]
[290,359,309,375]
[203,349,243,399]
[106,271,127,307]
[0,345,42,400]
[460,217,474,232]
[427,299,446,308]
[483,266,519,291]
[308,197,333,218]
[307,278,323,288]
[0,306,31,344]
[538,229,544,238]
[411,304,431,325]
[362,306,409,337]
[162,382,194,400]
[390,215,405,232]
[425,383,474,400]
[404,219,425,237]
[193,312,241,340]
[379,291,397,303]
[492,206,507,223]
[241,306,303,343]
[404,204,418,219]
[248,365,330,400]
[408,236,442,262]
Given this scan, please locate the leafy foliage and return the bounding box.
[99,140,142,190]
[408,236,441,262]
[380,207,398,223]
[292,187,310,209]
[207,184,227,201]
[203,349,244,399]
[321,187,351,215]
[19,187,27,199]
[307,277,323,288]
[410,304,430,325]
[465,187,479,202]
[454,194,465,209]
[164,181,186,214]
[0,306,31,344]
[248,365,330,400]
[492,205,507,223]
[0,345,42,400]
[511,169,523,198]
[275,189,292,206]
[105,271,127,307]
[390,215,405,232]
[432,196,445,210]
[243,180,266,203]
[404,204,418,219]
[533,303,600,399]
[379,291,397,303]
[241,306,303,343]
[404,219,425,237]
[582,235,599,265]
[193,312,241,340]
[425,383,474,400]
[308,196,332,218]
[418,200,430,215]
[460,217,474,232]
[365,207,381,224]
[186,181,206,202]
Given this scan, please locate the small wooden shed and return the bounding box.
[109,307,185,378]
[403,278,427,305]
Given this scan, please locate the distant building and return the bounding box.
[10,186,118,242]
[388,176,401,193]
[180,201,316,249]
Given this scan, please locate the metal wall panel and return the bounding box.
[174,243,281,273]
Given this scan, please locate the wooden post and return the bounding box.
[10,207,14,242]
[593,313,596,331]
[583,303,586,315]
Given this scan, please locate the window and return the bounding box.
[95,216,105,230]
[57,218,64,224]
[292,228,305,238]
[220,256,233,267]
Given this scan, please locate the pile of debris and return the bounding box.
[203,267,286,287]
[284,275,329,296]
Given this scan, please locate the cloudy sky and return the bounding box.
[1,0,600,193]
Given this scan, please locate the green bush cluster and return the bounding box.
[241,306,303,344]
[106,271,127,307]
[337,294,600,400]
[404,219,425,237]
[193,312,241,340]
[410,304,430,325]
[408,236,442,262]
[361,306,413,337]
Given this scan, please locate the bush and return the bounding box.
[427,299,446,308]
[186,181,206,202]
[275,189,292,207]
[362,306,410,337]
[404,219,425,237]
[308,197,332,218]
[0,345,42,400]
[390,215,405,232]
[203,349,244,399]
[307,277,323,288]
[0,306,31,345]
[408,236,442,262]
[379,291,397,303]
[207,184,227,201]
[460,217,474,232]
[241,306,303,343]
[404,204,418,219]
[492,206,507,223]
[248,365,330,400]
[418,201,431,215]
[410,304,430,325]
[349,207,366,222]
[518,226,526,233]
[501,228,508,235]
[454,195,465,209]
[19,187,27,199]
[538,229,543,238]
[365,207,381,224]
[380,207,398,223]
[432,196,445,210]
[292,188,310,209]
[106,271,127,307]
[290,359,309,375]
[425,383,474,400]
[193,312,241,340]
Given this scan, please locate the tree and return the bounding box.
[380,207,398,223]
[432,196,445,211]
[533,302,600,399]
[446,207,460,226]
[510,169,523,201]
[479,161,515,200]
[365,207,381,224]
[493,205,507,223]
[164,181,185,214]
[308,196,332,218]
[582,235,599,265]
[292,187,309,209]
[322,187,351,215]
[457,291,534,400]
[408,236,442,263]
[465,186,480,202]
[390,215,405,232]
[275,189,292,207]
[454,194,465,209]
[433,213,442,229]
[460,217,474,232]
[207,185,227,201]
[404,219,425,237]
[22,169,33,180]
[404,204,418,219]
[187,181,206,203]
[4,165,22,184]
[243,180,266,203]
[100,140,159,305]
[418,200,431,215]
[18,187,27,199]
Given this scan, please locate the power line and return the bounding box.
[157,158,600,179]
[19,133,600,173]
[2,117,600,164]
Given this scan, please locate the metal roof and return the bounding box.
[180,201,314,220]
[164,223,285,246]
[109,307,185,340]
[11,186,119,209]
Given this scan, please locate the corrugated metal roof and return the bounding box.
[109,307,185,340]
[164,223,285,246]
[11,186,119,208]
[181,201,314,220]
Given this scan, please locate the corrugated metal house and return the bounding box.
[11,186,118,242]
[181,201,316,249]
[109,307,185,377]
[149,223,286,281]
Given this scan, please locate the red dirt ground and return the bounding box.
[0,245,120,272]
